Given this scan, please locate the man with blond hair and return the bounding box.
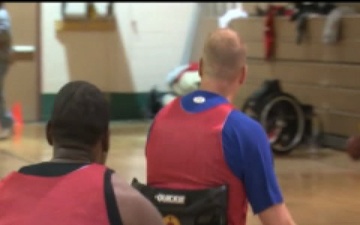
[145,28,297,225]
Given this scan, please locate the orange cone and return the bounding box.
[11,103,24,143]
[11,102,23,127]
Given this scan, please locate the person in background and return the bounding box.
[145,28,297,225]
[0,81,164,225]
[0,3,14,139]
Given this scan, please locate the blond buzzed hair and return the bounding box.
[202,28,247,81]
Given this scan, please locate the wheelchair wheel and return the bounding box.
[260,94,306,155]
[241,98,259,120]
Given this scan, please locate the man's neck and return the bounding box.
[199,79,235,103]
[50,146,93,164]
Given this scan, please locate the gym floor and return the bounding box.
[1,122,360,224]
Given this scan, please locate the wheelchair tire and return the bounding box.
[259,93,306,155]
[241,98,260,121]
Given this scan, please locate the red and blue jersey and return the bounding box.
[146,90,283,225]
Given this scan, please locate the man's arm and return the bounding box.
[242,121,296,225]
[258,203,296,225]
[0,8,13,64]
[0,8,11,41]
[111,174,164,225]
[222,111,296,225]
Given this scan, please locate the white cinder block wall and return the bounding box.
[128,3,197,92]
[41,2,198,94]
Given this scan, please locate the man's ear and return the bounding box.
[102,129,110,154]
[46,121,53,146]
[239,64,247,85]
[199,58,204,79]
[99,130,110,164]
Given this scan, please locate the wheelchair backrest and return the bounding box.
[131,178,228,225]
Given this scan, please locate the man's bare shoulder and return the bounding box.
[111,174,164,225]
[111,174,142,199]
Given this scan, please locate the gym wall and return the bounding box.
[189,2,360,140]
[5,3,38,122]
[229,13,360,139]
[40,3,197,120]
[241,3,360,15]
[8,2,360,133]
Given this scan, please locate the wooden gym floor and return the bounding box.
[1,122,360,225]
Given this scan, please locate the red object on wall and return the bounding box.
[264,5,294,60]
[264,11,275,60]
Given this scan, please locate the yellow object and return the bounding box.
[163,214,181,225]
[87,3,97,19]
[55,20,116,32]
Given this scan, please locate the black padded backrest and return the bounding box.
[131,178,228,225]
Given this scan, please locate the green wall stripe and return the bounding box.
[41,92,164,121]
[40,94,56,121]
[109,93,146,120]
